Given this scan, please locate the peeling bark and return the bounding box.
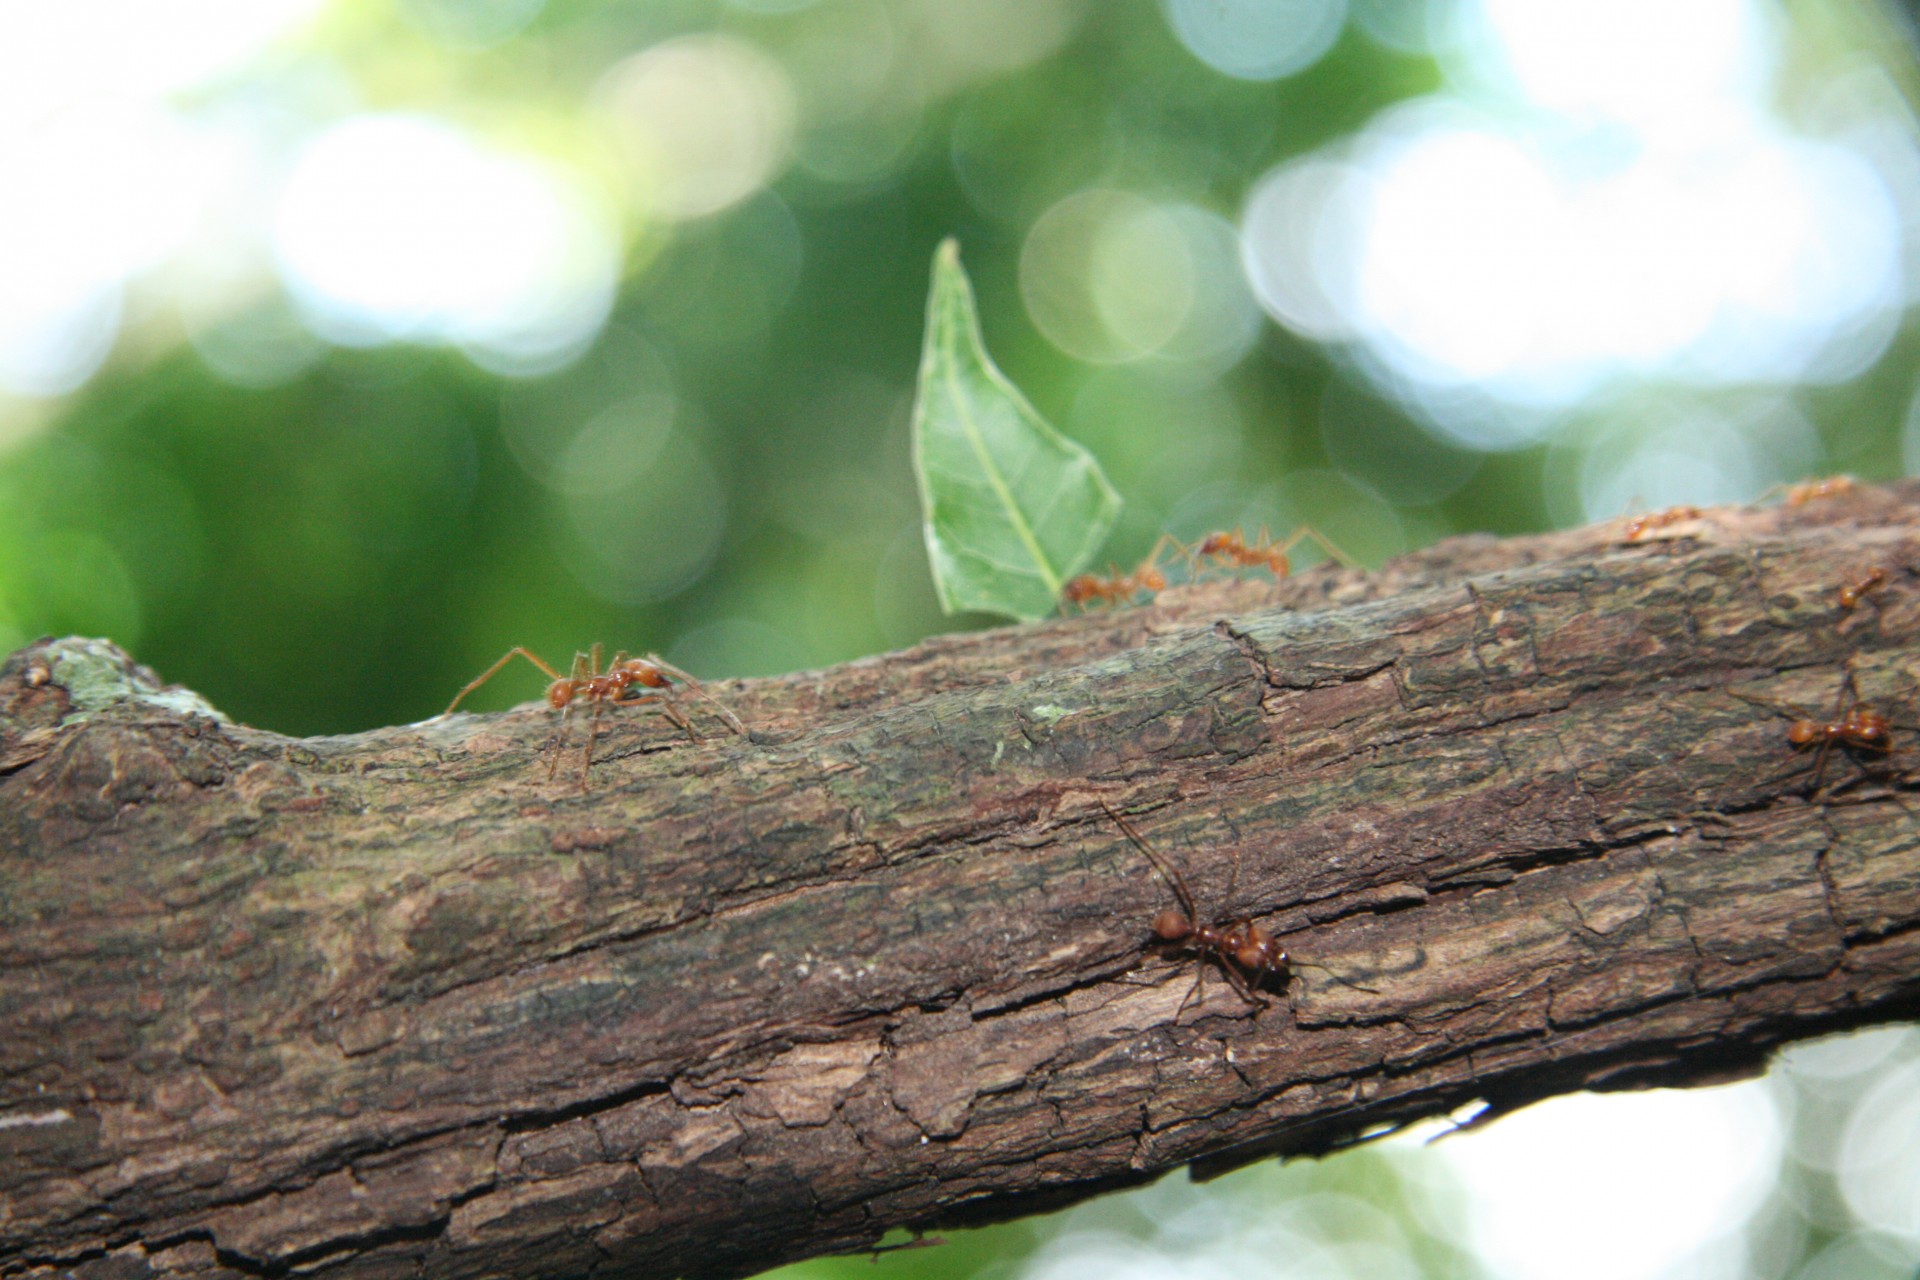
[5,486,1920,1280]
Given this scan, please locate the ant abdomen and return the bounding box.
[1233,927,1280,973]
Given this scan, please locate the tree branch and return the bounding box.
[6,485,1920,1280]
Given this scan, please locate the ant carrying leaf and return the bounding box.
[1059,534,1181,612]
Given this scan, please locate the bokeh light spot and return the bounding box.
[1024,191,1233,363]
[1838,1059,1920,1241]
[1239,155,1367,344]
[499,328,679,494]
[599,34,797,222]
[0,98,214,395]
[1474,0,1770,129]
[1240,0,1914,445]
[0,0,324,106]
[273,114,618,372]
[559,431,727,606]
[190,298,329,389]
[398,0,547,48]
[1161,0,1348,81]
[1429,1084,1782,1280]
[1548,393,1820,528]
[18,530,144,649]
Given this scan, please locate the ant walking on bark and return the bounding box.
[1732,669,1897,795]
[1837,566,1889,612]
[1059,535,1180,612]
[1100,800,1368,1013]
[1779,475,1857,506]
[1187,525,1348,581]
[1621,505,1703,542]
[444,644,745,788]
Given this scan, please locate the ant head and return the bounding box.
[1152,909,1192,942]
[547,680,579,709]
[1197,533,1232,556]
[1138,567,1167,592]
[1787,720,1825,747]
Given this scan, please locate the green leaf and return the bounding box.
[910,239,1121,621]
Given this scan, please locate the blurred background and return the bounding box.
[4,0,1920,1276]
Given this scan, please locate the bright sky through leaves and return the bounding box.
[1239,0,1909,449]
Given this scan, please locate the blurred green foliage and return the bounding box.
[0,1,1637,735]
[7,0,1914,737]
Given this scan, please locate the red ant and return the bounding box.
[1188,525,1346,580]
[1621,505,1702,542]
[1837,567,1889,612]
[1100,801,1369,1012]
[1059,535,1177,611]
[443,644,745,787]
[1734,670,1896,794]
[1783,475,1857,506]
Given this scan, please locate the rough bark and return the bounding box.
[5,485,1920,1280]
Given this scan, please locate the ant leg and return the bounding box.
[1177,535,1206,580]
[1806,735,1835,793]
[1216,956,1266,1008]
[1806,671,1864,794]
[1726,688,1802,719]
[607,691,701,742]
[1155,533,1198,585]
[1833,669,1856,714]
[1143,532,1184,575]
[1173,964,1207,1022]
[444,647,564,715]
[546,701,573,782]
[1278,524,1356,571]
[1145,531,1181,561]
[1292,959,1380,995]
[645,654,747,736]
[544,652,594,782]
[577,697,607,789]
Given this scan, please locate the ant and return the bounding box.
[1733,670,1896,795]
[443,644,745,788]
[1783,475,1857,506]
[1188,525,1346,580]
[1059,535,1178,611]
[1099,801,1369,1012]
[1621,505,1702,542]
[1837,566,1889,612]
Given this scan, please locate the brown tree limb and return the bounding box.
[5,485,1920,1280]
